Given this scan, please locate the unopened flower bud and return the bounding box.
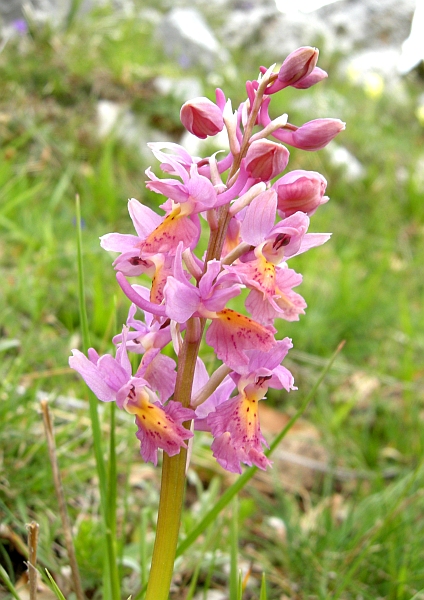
[245,140,289,181]
[180,97,224,139]
[292,67,328,89]
[278,46,319,86]
[273,170,328,217]
[292,118,346,151]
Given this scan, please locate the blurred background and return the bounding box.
[1,0,424,598]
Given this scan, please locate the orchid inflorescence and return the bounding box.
[70,47,344,474]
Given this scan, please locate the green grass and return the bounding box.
[1,3,424,599]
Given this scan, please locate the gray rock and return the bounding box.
[316,0,416,53]
[0,0,24,22]
[157,7,229,71]
[257,10,336,62]
[153,75,203,102]
[325,144,365,182]
[339,47,411,98]
[0,0,134,27]
[251,0,416,70]
[221,5,279,50]
[96,99,169,161]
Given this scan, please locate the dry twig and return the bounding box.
[26,521,39,600]
[40,399,85,600]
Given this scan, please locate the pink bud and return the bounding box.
[292,119,346,151]
[292,67,328,89]
[273,170,328,217]
[245,140,289,181]
[180,97,224,139]
[278,46,319,86]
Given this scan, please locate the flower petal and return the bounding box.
[206,309,275,369]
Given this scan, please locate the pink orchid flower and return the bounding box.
[273,169,328,217]
[69,328,193,465]
[206,340,296,473]
[163,244,276,369]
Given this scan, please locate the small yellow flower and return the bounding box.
[415,104,424,126]
[363,73,384,99]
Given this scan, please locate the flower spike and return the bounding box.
[71,45,342,477]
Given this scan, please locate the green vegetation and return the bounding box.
[1,3,424,599]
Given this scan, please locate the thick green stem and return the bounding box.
[145,323,200,600]
[144,450,187,600]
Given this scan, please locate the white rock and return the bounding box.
[97,100,123,138]
[267,515,288,542]
[222,5,277,49]
[317,0,416,52]
[96,100,168,161]
[154,76,203,102]
[341,48,402,80]
[157,8,229,71]
[325,144,365,181]
[398,0,424,73]
[180,128,229,157]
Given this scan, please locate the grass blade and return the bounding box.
[45,569,66,600]
[140,508,149,590]
[65,0,85,29]
[106,401,121,598]
[229,495,239,600]
[0,181,46,217]
[184,524,217,600]
[75,195,120,599]
[108,400,118,539]
[0,564,22,600]
[75,195,91,355]
[237,571,243,600]
[332,459,424,599]
[259,573,267,600]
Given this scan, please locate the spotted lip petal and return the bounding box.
[206,309,276,370]
[133,398,195,466]
[208,384,272,473]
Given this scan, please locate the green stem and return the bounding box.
[145,322,200,600]
[144,451,187,600]
[204,69,272,267]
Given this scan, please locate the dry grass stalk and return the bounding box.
[40,399,85,600]
[26,521,39,600]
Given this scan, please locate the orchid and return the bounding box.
[273,169,329,217]
[70,46,344,600]
[180,96,225,138]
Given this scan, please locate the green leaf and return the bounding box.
[76,195,120,600]
[45,569,67,600]
[0,564,22,600]
[229,495,239,600]
[259,573,268,600]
